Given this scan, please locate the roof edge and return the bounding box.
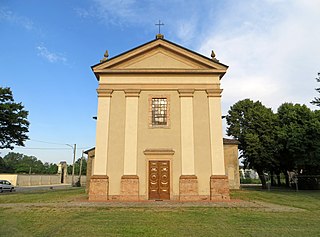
[91,36,229,81]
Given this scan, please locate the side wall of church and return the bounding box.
[224,144,240,189]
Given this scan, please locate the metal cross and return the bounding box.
[155,20,164,34]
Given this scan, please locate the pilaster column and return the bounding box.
[93,88,113,175]
[179,90,195,175]
[207,89,225,175]
[206,89,229,200]
[89,88,112,201]
[178,89,198,201]
[121,89,140,200]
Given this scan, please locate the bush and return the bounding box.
[297,176,320,190]
[240,178,261,184]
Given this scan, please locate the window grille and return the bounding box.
[151,98,167,126]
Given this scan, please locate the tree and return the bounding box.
[226,99,280,189]
[311,72,320,106]
[15,155,44,174]
[2,152,23,173]
[0,87,30,149]
[43,162,58,174]
[0,156,6,173]
[67,157,87,175]
[277,103,320,175]
[2,152,48,174]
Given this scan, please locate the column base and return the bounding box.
[89,175,109,201]
[210,175,230,201]
[179,175,199,201]
[120,175,139,201]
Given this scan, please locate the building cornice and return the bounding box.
[98,83,221,91]
[96,89,113,97]
[206,89,223,97]
[124,89,141,97]
[143,148,175,156]
[178,89,195,97]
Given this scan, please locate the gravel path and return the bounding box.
[0,199,304,212]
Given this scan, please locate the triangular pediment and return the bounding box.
[118,50,201,70]
[92,38,228,76]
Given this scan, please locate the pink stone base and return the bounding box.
[89,175,109,201]
[179,175,199,201]
[120,175,139,201]
[210,175,230,201]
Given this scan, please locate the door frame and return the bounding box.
[144,148,174,200]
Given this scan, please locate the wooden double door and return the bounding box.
[148,161,170,200]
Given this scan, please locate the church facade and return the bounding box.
[88,34,238,201]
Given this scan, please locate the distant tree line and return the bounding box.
[67,157,87,176]
[0,152,58,174]
[0,152,87,175]
[227,100,320,189]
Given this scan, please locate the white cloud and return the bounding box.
[75,0,210,43]
[79,0,138,25]
[0,7,34,30]
[77,0,320,112]
[198,1,320,113]
[176,18,198,45]
[36,45,67,63]
[74,7,90,18]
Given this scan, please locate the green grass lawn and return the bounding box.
[0,188,86,204]
[231,187,320,211]
[0,188,319,237]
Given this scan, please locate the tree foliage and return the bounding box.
[226,99,279,188]
[227,99,320,188]
[1,152,58,174]
[0,87,30,149]
[0,152,87,176]
[0,156,6,173]
[67,157,87,175]
[277,103,320,174]
[311,72,320,107]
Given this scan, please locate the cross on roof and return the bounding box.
[155,20,164,34]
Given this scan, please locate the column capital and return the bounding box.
[124,89,141,97]
[178,89,194,97]
[206,89,223,97]
[97,89,113,97]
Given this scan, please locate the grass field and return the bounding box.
[0,188,319,237]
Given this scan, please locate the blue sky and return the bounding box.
[1,0,320,164]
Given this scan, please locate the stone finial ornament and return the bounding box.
[211,50,216,58]
[100,50,109,63]
[211,50,219,62]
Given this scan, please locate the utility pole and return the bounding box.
[71,144,76,186]
[78,150,84,187]
[66,143,77,186]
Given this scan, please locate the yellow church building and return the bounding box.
[88,34,239,202]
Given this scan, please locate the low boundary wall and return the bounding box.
[0,174,86,186]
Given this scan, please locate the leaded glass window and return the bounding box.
[151,98,167,126]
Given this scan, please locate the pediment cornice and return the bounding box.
[92,38,228,80]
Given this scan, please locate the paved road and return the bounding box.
[0,184,74,194]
